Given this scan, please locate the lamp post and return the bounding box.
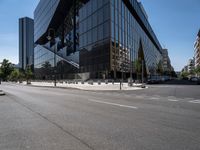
[120,58,124,90]
[47,28,57,87]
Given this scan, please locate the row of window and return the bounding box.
[110,0,162,73]
[79,21,110,48]
[79,0,110,22]
[79,4,110,34]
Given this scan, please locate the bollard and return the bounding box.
[98,80,101,85]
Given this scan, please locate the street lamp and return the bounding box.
[47,28,57,87]
[119,58,124,90]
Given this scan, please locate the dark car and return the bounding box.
[197,78,200,85]
[147,76,161,84]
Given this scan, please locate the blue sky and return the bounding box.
[0,0,39,65]
[141,0,200,71]
[0,0,199,71]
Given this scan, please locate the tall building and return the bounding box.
[34,0,163,80]
[19,17,34,70]
[161,49,173,73]
[194,30,200,68]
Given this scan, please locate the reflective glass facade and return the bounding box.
[34,0,163,79]
[34,45,78,80]
[19,17,34,70]
[110,0,162,78]
[79,0,111,77]
[34,0,60,43]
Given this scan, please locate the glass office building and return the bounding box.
[34,0,163,80]
[19,17,34,70]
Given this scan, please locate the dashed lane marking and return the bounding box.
[189,100,200,104]
[149,97,160,100]
[135,96,144,99]
[168,99,179,102]
[184,98,194,100]
[88,99,138,109]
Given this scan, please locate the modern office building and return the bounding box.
[194,30,200,68]
[19,17,34,70]
[34,0,163,80]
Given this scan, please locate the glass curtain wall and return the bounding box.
[111,0,162,79]
[79,0,111,78]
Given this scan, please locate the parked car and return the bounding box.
[190,77,199,82]
[197,78,200,85]
[147,76,161,84]
[182,77,189,80]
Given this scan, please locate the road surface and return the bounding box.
[0,83,200,150]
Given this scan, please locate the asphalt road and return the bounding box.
[0,83,200,150]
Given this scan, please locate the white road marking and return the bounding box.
[185,98,194,100]
[168,99,179,102]
[189,100,200,104]
[135,96,144,99]
[153,95,161,98]
[150,97,160,100]
[88,99,138,109]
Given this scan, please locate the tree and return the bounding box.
[9,69,20,82]
[18,70,25,83]
[181,71,189,78]
[0,68,2,79]
[195,66,200,77]
[42,61,52,69]
[133,59,142,80]
[25,66,33,84]
[0,59,14,81]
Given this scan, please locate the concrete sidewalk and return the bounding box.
[19,81,145,91]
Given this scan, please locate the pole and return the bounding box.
[120,61,123,90]
[142,60,144,84]
[73,0,76,53]
[54,44,57,87]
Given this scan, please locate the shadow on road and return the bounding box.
[162,79,200,85]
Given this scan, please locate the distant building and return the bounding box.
[19,17,34,70]
[182,65,188,73]
[194,30,200,68]
[161,49,173,72]
[187,58,195,73]
[181,57,195,73]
